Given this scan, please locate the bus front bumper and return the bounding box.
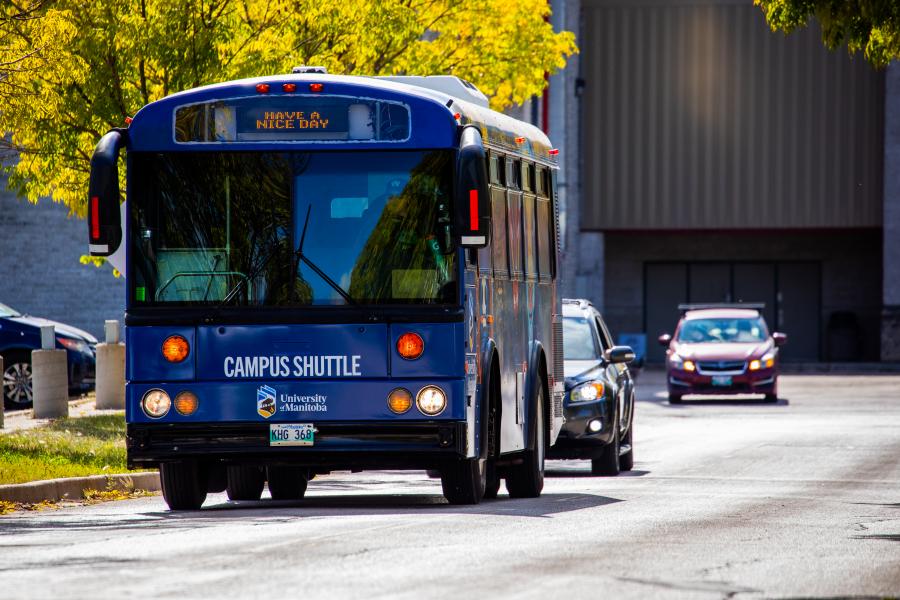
[126,421,468,470]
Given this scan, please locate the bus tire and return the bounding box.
[441,457,486,505]
[482,363,501,500]
[505,382,546,498]
[160,461,207,511]
[267,466,308,500]
[226,465,265,501]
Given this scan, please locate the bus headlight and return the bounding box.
[416,385,446,416]
[142,389,171,418]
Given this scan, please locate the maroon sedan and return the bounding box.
[658,305,787,404]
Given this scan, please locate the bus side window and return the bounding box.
[535,166,545,196]
[490,187,509,277]
[522,162,534,193]
[490,155,502,186]
[523,193,537,280]
[506,191,523,280]
[536,198,552,281]
[507,159,521,190]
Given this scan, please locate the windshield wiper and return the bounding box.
[293,205,356,305]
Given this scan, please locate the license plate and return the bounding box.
[712,375,732,387]
[269,423,315,446]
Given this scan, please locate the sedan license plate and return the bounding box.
[711,375,733,387]
[269,423,315,446]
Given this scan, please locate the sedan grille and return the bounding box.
[697,360,745,373]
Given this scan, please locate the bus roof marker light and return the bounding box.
[309,83,324,93]
[256,83,270,94]
[282,83,297,93]
[515,136,526,144]
[549,148,559,156]
[397,332,424,360]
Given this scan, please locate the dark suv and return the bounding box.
[0,302,97,409]
[549,299,636,476]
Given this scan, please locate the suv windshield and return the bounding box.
[130,150,456,307]
[563,317,600,360]
[677,317,768,343]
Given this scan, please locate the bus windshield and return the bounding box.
[130,150,457,307]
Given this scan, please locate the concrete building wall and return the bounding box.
[0,185,125,339]
[883,63,900,361]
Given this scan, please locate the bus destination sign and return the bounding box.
[238,103,349,135]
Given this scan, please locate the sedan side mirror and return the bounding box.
[772,332,788,347]
[606,346,635,364]
[657,333,672,347]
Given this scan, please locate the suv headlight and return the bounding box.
[571,381,605,403]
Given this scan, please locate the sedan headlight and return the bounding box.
[749,351,776,371]
[669,353,695,372]
[571,381,605,403]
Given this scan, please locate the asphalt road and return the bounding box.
[3,371,899,599]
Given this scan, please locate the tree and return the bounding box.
[755,0,900,66]
[0,0,577,218]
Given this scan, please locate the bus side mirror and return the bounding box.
[87,130,125,257]
[455,126,490,248]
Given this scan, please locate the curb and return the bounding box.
[0,471,160,504]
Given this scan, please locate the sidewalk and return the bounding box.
[2,394,113,433]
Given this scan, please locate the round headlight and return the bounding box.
[142,389,171,418]
[174,391,199,416]
[387,388,413,414]
[416,385,446,416]
[162,335,190,363]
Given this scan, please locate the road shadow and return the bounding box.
[546,466,651,479]
[638,393,790,407]
[0,492,624,538]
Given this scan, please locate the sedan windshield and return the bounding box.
[130,150,456,307]
[677,317,768,343]
[0,302,21,317]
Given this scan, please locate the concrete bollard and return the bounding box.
[32,325,69,419]
[96,320,125,410]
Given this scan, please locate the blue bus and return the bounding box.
[87,69,565,510]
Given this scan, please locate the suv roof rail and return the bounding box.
[562,298,593,307]
[678,302,765,312]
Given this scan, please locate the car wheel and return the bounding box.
[160,461,208,511]
[668,393,682,404]
[619,419,634,472]
[591,417,621,476]
[226,465,265,501]
[3,351,33,410]
[267,466,309,500]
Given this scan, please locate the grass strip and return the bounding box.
[0,413,144,485]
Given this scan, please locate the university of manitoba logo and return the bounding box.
[257,385,277,419]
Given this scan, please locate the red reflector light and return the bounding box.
[309,83,324,93]
[549,148,559,155]
[469,190,479,231]
[256,83,270,93]
[90,196,100,240]
[283,83,297,93]
[124,116,133,125]
[397,332,424,360]
[453,112,461,120]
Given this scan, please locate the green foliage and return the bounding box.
[0,413,135,485]
[755,0,900,66]
[0,0,577,219]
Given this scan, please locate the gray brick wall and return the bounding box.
[0,185,124,340]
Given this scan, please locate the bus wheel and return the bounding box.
[506,384,546,498]
[441,457,486,505]
[226,465,265,501]
[267,466,308,500]
[160,461,207,511]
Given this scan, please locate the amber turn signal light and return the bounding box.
[174,391,199,416]
[387,388,413,414]
[396,332,424,360]
[162,335,190,363]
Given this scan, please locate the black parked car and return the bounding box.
[549,299,636,475]
[0,302,97,409]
